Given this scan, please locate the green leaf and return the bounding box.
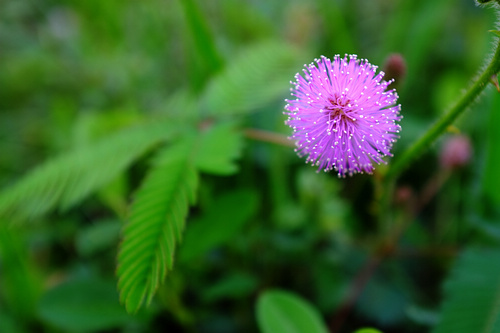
[160,89,200,121]
[357,275,407,326]
[96,174,129,219]
[179,0,223,74]
[195,122,244,175]
[179,189,258,262]
[202,41,309,116]
[0,224,42,320]
[353,329,384,333]
[433,248,500,333]
[38,277,131,332]
[71,108,143,148]
[489,30,500,38]
[75,219,122,257]
[406,305,439,326]
[256,290,329,333]
[117,139,199,313]
[483,92,500,204]
[0,312,27,333]
[0,120,178,222]
[202,272,258,303]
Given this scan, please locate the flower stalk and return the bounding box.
[384,37,500,182]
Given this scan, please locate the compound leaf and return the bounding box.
[433,248,500,333]
[202,41,309,116]
[195,122,243,175]
[117,138,198,313]
[0,120,178,222]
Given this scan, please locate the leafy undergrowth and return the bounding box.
[1,1,500,333]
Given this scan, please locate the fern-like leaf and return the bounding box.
[0,120,178,222]
[201,40,310,116]
[195,122,243,175]
[117,138,198,313]
[433,248,500,333]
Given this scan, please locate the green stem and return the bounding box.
[377,33,500,230]
[385,38,500,182]
[179,0,223,90]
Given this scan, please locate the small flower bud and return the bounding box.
[395,186,413,206]
[382,53,407,91]
[440,135,472,169]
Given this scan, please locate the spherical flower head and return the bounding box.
[284,54,402,177]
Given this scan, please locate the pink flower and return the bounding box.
[284,54,402,177]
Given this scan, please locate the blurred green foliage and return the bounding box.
[1,0,500,332]
[256,290,329,333]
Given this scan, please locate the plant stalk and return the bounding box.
[385,38,500,182]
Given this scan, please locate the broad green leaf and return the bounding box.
[256,290,329,333]
[0,224,42,320]
[117,139,199,313]
[179,189,258,262]
[433,248,500,333]
[38,277,131,332]
[353,329,383,333]
[483,92,500,204]
[202,41,309,116]
[195,122,243,175]
[0,119,179,222]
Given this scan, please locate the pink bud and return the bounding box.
[395,186,413,205]
[440,135,472,169]
[383,53,407,90]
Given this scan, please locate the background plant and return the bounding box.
[1,0,500,332]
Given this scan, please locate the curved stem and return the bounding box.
[385,38,500,182]
[244,128,295,147]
